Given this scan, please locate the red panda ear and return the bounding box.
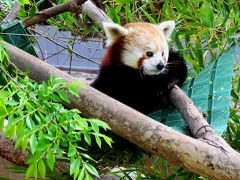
[103,22,129,46]
[157,21,175,41]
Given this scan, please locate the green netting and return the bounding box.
[0,20,38,57]
[148,46,237,136]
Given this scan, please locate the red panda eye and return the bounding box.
[162,52,164,57]
[146,51,154,57]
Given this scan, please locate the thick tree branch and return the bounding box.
[82,0,112,28]
[1,1,240,179]
[23,0,88,27]
[0,134,28,166]
[2,40,240,179]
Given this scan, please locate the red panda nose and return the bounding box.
[156,62,164,70]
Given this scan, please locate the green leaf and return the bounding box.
[102,135,112,147]
[42,81,48,95]
[91,119,110,131]
[68,144,77,157]
[26,164,35,179]
[29,134,38,154]
[90,121,99,133]
[9,124,16,140]
[38,159,46,178]
[95,135,101,148]
[57,90,70,103]
[77,120,89,130]
[26,161,38,179]
[85,163,99,178]
[17,0,30,5]
[16,120,24,138]
[26,116,33,130]
[46,149,55,171]
[84,134,91,145]
[49,93,62,102]
[0,116,5,132]
[22,135,29,151]
[85,170,93,180]
[81,153,95,162]
[0,99,8,116]
[173,0,182,12]
[74,169,80,180]
[55,144,63,157]
[65,84,80,97]
[199,2,214,27]
[78,167,85,180]
[15,137,23,149]
[70,158,81,175]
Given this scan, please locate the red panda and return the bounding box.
[91,21,187,114]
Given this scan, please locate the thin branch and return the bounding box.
[23,0,88,28]
[32,29,100,65]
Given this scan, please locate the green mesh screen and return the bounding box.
[0,20,37,57]
[148,46,237,136]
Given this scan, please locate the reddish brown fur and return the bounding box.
[137,56,146,68]
[101,36,125,68]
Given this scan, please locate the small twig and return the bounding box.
[68,35,77,74]
[32,29,100,65]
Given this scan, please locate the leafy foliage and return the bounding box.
[0,0,239,179]
[0,43,112,179]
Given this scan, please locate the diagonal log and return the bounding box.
[1,40,240,179]
[1,0,240,179]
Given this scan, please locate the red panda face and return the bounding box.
[103,21,175,75]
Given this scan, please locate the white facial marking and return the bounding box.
[143,52,165,75]
[122,44,142,68]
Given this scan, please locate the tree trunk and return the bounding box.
[1,40,240,179]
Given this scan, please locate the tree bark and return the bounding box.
[23,0,88,28]
[0,134,28,166]
[82,0,112,28]
[1,40,240,179]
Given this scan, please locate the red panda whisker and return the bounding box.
[161,69,169,74]
[166,61,183,65]
[139,66,144,78]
